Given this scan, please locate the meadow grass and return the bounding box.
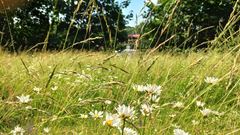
[0,50,240,135]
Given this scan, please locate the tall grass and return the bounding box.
[0,50,240,134]
[0,0,240,135]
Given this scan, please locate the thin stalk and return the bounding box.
[142,116,147,135]
[122,119,126,135]
[0,0,16,53]
[62,0,84,50]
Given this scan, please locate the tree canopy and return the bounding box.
[0,0,130,51]
[141,0,239,49]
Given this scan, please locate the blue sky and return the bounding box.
[117,0,158,27]
[117,0,145,27]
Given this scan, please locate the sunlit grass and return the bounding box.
[0,50,240,134]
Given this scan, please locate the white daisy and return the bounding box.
[89,110,103,119]
[204,76,218,84]
[104,100,112,105]
[145,84,162,96]
[120,127,138,135]
[151,95,160,102]
[103,113,122,127]
[140,104,153,116]
[200,108,224,116]
[173,128,190,135]
[16,94,32,103]
[116,104,135,119]
[133,84,162,96]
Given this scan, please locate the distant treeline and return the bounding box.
[0,0,131,51]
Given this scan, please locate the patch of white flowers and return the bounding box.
[11,125,25,135]
[133,84,162,96]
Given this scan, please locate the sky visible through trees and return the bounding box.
[119,0,158,26]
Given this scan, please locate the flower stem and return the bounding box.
[142,116,147,135]
[122,119,126,135]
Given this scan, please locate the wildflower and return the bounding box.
[200,108,212,116]
[196,101,205,107]
[140,104,153,116]
[204,77,218,84]
[173,128,190,135]
[43,127,50,133]
[133,84,162,96]
[103,113,122,127]
[11,125,25,135]
[151,95,160,102]
[16,94,32,103]
[80,114,88,119]
[33,87,42,94]
[104,100,112,105]
[51,86,58,91]
[89,110,104,119]
[120,127,138,135]
[145,84,162,96]
[172,102,184,109]
[116,104,135,119]
[200,108,224,117]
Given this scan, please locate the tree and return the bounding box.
[0,0,130,51]
[142,0,238,49]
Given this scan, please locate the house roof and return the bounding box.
[128,34,140,39]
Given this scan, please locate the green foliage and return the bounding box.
[0,0,130,51]
[142,0,239,49]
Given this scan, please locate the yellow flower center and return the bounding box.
[94,114,99,118]
[106,120,113,126]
